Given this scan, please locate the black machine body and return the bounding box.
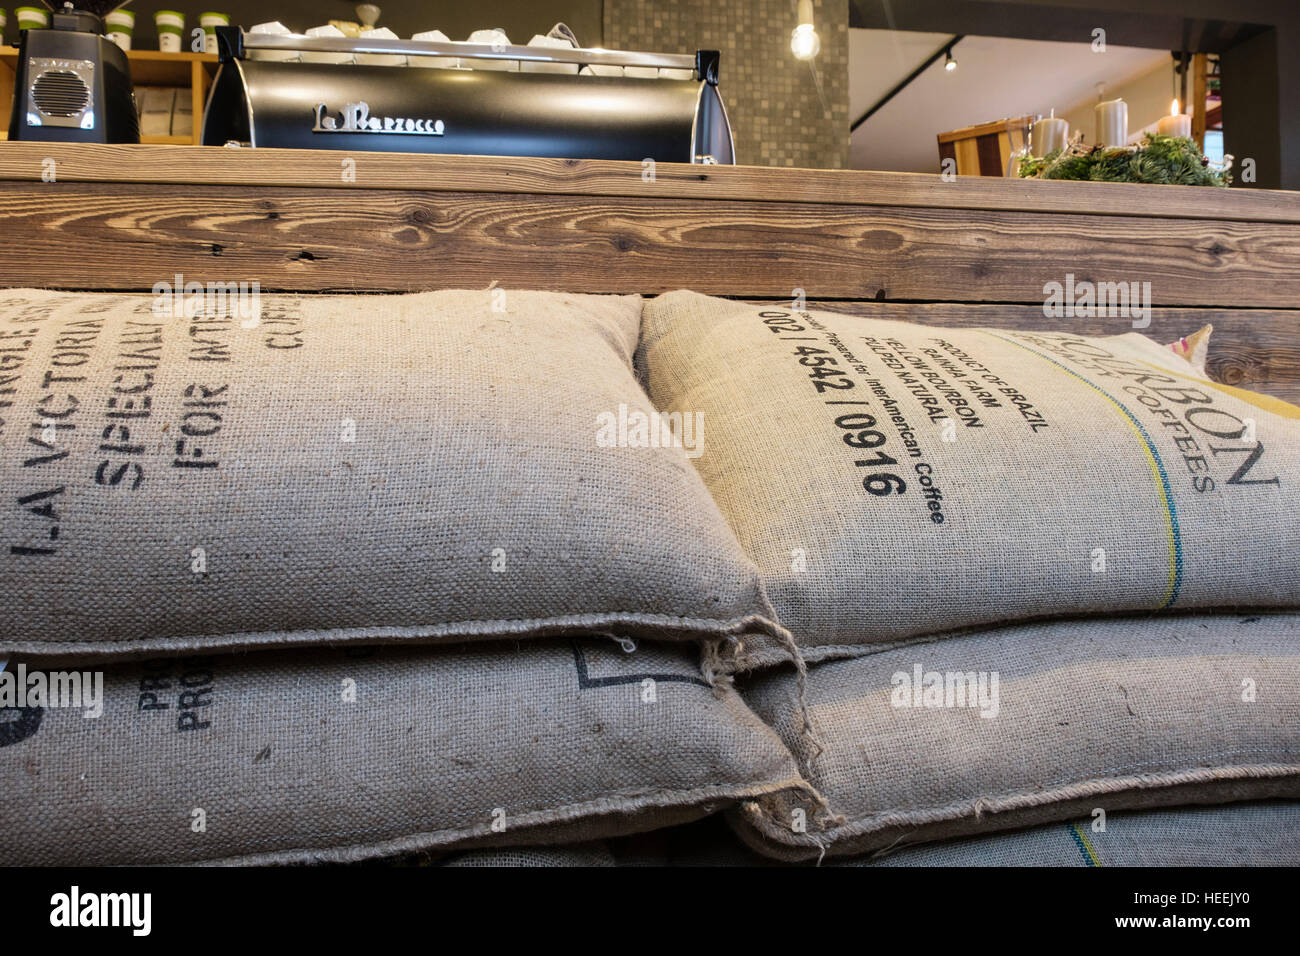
[202,26,734,164]
[8,5,140,144]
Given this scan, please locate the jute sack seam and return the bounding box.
[728,609,1291,672]
[157,776,815,867]
[5,610,788,659]
[734,762,1300,857]
[735,635,960,672]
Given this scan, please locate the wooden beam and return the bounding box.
[0,143,1297,223]
[1192,52,1209,151]
[2,180,1297,307]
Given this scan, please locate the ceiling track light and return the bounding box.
[944,47,957,72]
[851,35,964,133]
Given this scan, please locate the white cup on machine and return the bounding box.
[357,27,406,66]
[247,21,300,62]
[410,30,459,69]
[581,58,624,77]
[460,28,517,71]
[302,24,355,65]
[521,34,578,74]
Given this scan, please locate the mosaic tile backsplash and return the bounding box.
[604,0,849,169]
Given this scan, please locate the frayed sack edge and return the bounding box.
[726,764,1300,863]
[701,614,831,774]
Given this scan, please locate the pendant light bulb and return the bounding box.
[792,0,820,60]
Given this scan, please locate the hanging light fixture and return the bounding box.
[944,47,957,71]
[791,0,820,60]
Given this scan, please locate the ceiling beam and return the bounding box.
[851,36,963,133]
[849,0,1268,52]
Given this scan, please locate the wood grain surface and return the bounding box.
[2,181,1299,308]
[1,141,1298,222]
[0,144,1294,400]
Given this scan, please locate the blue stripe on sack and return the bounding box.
[1068,823,1100,866]
[984,332,1184,609]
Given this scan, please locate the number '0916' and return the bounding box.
[835,413,906,495]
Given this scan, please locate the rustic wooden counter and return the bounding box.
[0,143,1296,398]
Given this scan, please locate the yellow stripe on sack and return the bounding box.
[1071,822,1103,866]
[1138,360,1300,420]
[984,333,1183,609]
[1092,388,1181,609]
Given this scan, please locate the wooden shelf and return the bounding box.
[0,46,218,145]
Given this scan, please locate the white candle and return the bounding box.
[1157,99,1192,138]
[1094,98,1127,147]
[1031,110,1068,157]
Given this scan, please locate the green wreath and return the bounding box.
[1018,133,1231,186]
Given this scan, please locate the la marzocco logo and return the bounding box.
[313,101,445,136]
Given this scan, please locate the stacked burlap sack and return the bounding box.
[438,803,1300,866]
[0,288,1295,865]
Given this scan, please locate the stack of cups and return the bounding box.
[200,13,229,54]
[15,6,49,32]
[105,8,135,50]
[154,11,185,52]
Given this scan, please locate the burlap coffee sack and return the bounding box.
[434,799,1300,866]
[640,291,1299,662]
[0,288,776,658]
[440,843,617,867]
[854,800,1300,867]
[0,637,807,865]
[730,613,1300,861]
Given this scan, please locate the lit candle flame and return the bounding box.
[1170,98,1180,116]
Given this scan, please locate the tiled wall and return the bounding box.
[604,0,849,168]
